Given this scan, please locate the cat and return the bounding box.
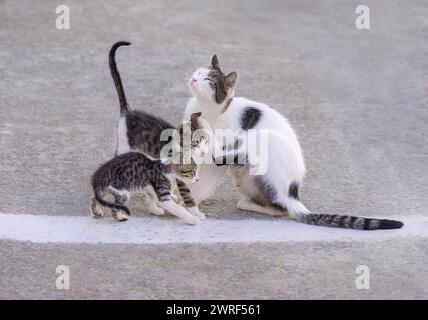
[109,41,208,218]
[184,55,404,230]
[90,150,201,225]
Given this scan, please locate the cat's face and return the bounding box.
[189,55,237,105]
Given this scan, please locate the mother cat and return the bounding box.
[184,55,403,230]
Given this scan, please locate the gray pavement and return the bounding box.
[0,0,427,299]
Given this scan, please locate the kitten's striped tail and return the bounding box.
[94,188,130,216]
[285,198,403,230]
[109,41,131,114]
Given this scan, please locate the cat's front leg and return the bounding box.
[159,199,201,225]
[188,164,228,204]
[176,179,206,219]
[154,178,200,225]
[143,186,181,216]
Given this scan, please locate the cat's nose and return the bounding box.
[191,78,197,84]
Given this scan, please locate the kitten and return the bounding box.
[184,55,403,230]
[90,151,201,225]
[109,42,208,218]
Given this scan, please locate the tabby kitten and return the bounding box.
[90,151,201,225]
[109,41,208,218]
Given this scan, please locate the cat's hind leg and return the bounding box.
[237,197,286,217]
[143,187,165,216]
[109,191,130,222]
[90,197,105,218]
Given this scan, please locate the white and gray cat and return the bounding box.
[184,55,403,230]
[107,41,208,220]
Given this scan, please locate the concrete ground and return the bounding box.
[0,0,427,299]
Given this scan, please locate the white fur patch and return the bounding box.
[106,186,130,199]
[159,200,200,225]
[187,206,206,219]
[116,116,130,155]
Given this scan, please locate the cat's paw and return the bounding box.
[90,198,104,218]
[112,210,129,222]
[187,206,206,220]
[150,206,165,216]
[183,215,200,225]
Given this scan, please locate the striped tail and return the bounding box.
[109,41,131,114]
[297,212,404,230]
[284,183,403,230]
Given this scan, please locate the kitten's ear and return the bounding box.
[211,55,221,71]
[190,112,202,129]
[191,112,202,120]
[225,71,237,88]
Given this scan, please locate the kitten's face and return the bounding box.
[189,55,237,105]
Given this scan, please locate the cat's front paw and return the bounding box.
[183,215,201,225]
[150,206,165,216]
[187,206,206,220]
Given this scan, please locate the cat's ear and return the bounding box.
[190,112,202,130]
[211,55,221,71]
[225,71,237,88]
[191,112,202,121]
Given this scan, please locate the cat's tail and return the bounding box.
[109,41,131,114]
[94,188,131,216]
[282,184,403,230]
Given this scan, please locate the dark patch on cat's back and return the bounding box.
[126,110,173,131]
[288,181,299,200]
[240,107,262,130]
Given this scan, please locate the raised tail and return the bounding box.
[284,190,403,230]
[94,188,130,216]
[109,41,131,114]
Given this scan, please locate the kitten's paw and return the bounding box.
[171,194,179,202]
[112,210,129,222]
[150,206,165,216]
[90,198,104,218]
[237,200,246,211]
[183,215,201,225]
[187,206,206,219]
